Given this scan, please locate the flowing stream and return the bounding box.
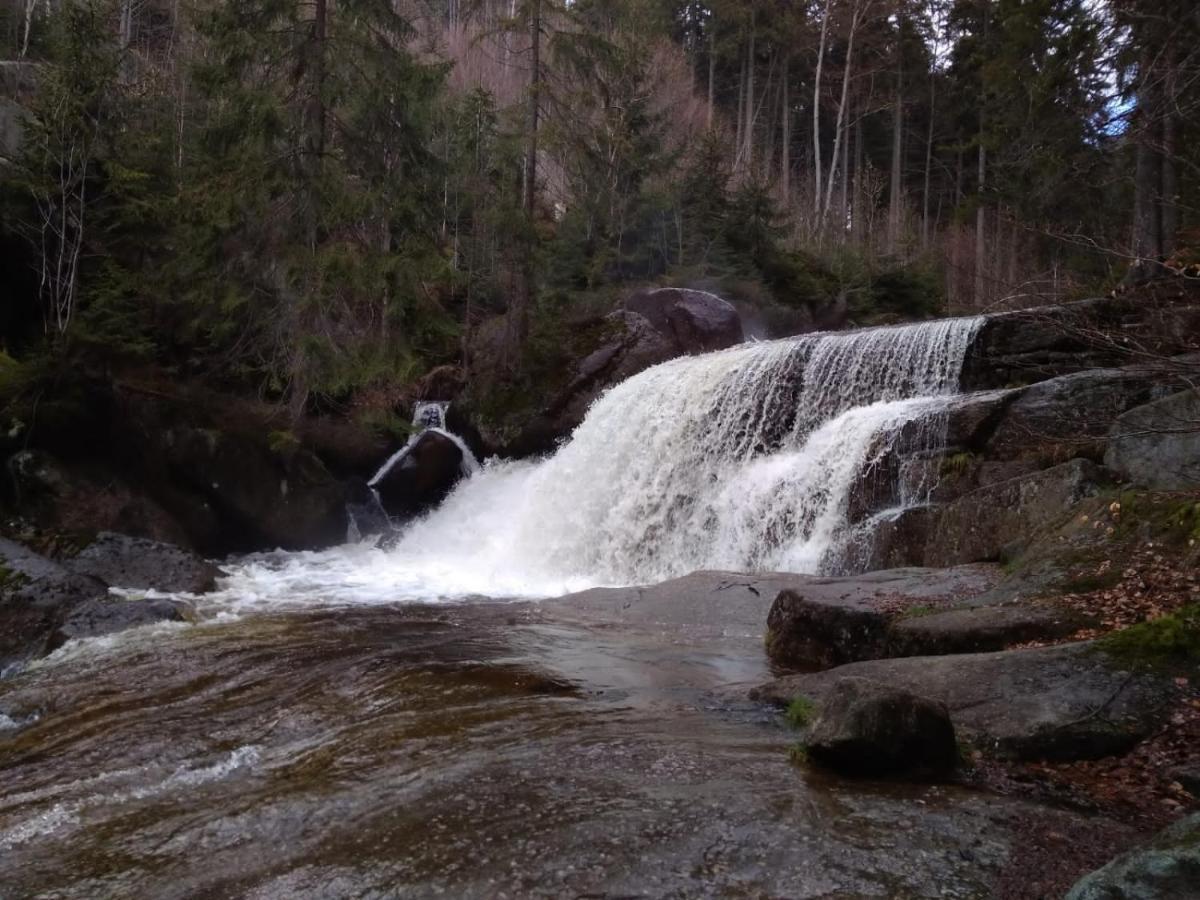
[0,314,1065,899]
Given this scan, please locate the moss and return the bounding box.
[267,429,301,455]
[1098,605,1200,672]
[0,564,28,592]
[787,743,810,765]
[897,603,942,620]
[763,626,779,656]
[784,695,816,729]
[940,451,976,478]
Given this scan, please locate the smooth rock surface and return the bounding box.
[1065,812,1200,900]
[1105,390,1200,490]
[65,531,220,593]
[804,677,958,777]
[753,642,1173,761]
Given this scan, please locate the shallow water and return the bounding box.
[0,593,1064,899]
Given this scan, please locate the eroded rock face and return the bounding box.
[65,531,220,594]
[924,459,1103,567]
[803,677,958,777]
[1064,812,1200,900]
[1105,390,1200,490]
[1,535,202,673]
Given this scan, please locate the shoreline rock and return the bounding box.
[753,642,1177,762]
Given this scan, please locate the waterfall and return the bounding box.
[379,316,982,592]
[226,316,982,607]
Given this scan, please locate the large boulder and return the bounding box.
[370,430,469,519]
[163,427,347,551]
[64,531,220,594]
[1,536,198,673]
[764,565,999,669]
[1105,390,1200,490]
[754,642,1175,761]
[0,537,108,673]
[802,677,959,777]
[624,287,745,354]
[1065,812,1200,900]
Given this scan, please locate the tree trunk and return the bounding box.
[742,9,756,171]
[922,68,935,251]
[813,0,832,218]
[974,141,986,309]
[780,53,790,196]
[707,24,716,129]
[820,0,859,227]
[1160,111,1178,258]
[508,0,540,361]
[888,37,903,255]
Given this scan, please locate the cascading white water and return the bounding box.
[212,316,983,610]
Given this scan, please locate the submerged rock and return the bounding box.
[1105,389,1200,490]
[804,677,958,777]
[754,642,1174,762]
[49,596,191,650]
[1064,812,1200,900]
[65,531,220,593]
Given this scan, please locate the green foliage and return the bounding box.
[784,695,817,729]
[787,743,810,765]
[1098,606,1200,671]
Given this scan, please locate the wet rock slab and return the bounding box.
[753,642,1175,761]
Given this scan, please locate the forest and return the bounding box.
[1,0,1197,426]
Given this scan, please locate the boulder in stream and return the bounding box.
[370,430,472,519]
